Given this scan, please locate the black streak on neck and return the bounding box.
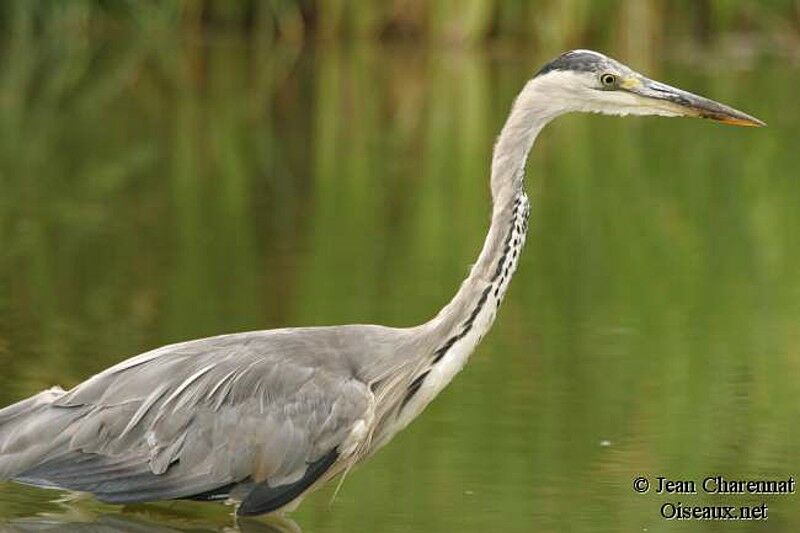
[399,192,529,414]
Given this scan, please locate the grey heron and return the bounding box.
[0,50,763,516]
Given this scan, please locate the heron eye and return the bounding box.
[600,73,617,88]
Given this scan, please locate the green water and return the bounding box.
[0,32,798,532]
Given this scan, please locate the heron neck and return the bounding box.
[423,80,552,345]
[371,81,553,445]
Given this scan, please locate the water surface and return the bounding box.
[0,34,798,532]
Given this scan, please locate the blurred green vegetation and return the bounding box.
[1,1,800,532]
[1,0,799,47]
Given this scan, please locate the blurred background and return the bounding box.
[0,1,799,532]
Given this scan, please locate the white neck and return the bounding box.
[391,78,557,429]
[425,78,553,344]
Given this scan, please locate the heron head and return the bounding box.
[530,50,764,127]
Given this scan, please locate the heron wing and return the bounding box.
[6,326,394,506]
[237,447,339,515]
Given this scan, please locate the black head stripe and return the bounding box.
[535,50,610,77]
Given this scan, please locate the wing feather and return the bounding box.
[2,326,402,507]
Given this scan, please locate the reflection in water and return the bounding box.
[1,493,299,533]
[0,10,798,533]
[4,514,299,533]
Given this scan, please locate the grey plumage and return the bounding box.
[0,49,763,516]
[1,326,424,511]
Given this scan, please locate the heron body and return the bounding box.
[0,50,762,516]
